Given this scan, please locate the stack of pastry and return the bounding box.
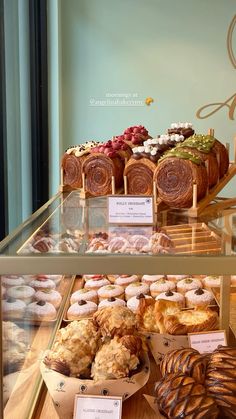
[154,346,236,419]
[44,306,146,382]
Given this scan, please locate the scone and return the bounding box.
[97,284,124,301]
[93,306,137,337]
[26,300,56,321]
[67,300,97,320]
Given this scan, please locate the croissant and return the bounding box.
[124,157,157,195]
[206,346,236,418]
[154,149,208,208]
[93,306,137,338]
[160,348,207,384]
[82,153,124,196]
[155,373,219,419]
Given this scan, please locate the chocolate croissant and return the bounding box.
[206,346,236,418]
[155,373,219,419]
[160,348,207,384]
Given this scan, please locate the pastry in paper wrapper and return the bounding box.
[91,335,142,381]
[44,319,101,377]
[93,306,137,337]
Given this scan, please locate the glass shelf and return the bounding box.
[0,191,236,275]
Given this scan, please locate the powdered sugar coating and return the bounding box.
[34,290,62,309]
[185,288,214,308]
[150,279,176,297]
[125,282,150,300]
[115,275,139,288]
[177,278,202,294]
[127,295,152,313]
[26,301,56,320]
[98,284,124,300]
[202,276,221,288]
[156,291,185,307]
[84,278,110,291]
[142,275,166,284]
[7,285,35,304]
[98,298,126,309]
[70,289,98,304]
[67,301,97,320]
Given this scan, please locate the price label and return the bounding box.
[188,330,227,354]
[108,196,154,225]
[73,395,122,419]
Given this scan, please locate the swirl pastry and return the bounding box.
[177,137,219,188]
[61,141,99,189]
[82,152,124,196]
[155,373,218,419]
[154,148,208,208]
[124,157,157,195]
[205,346,236,418]
[160,348,207,384]
[93,306,137,338]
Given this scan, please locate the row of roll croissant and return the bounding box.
[61,123,229,208]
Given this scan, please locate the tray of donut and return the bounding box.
[2,274,75,325]
[62,273,220,363]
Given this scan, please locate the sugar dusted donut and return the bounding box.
[2,298,26,319]
[34,290,62,309]
[84,278,110,292]
[115,275,139,289]
[125,282,150,301]
[177,277,202,295]
[185,288,214,308]
[202,276,221,288]
[97,284,124,301]
[26,300,57,321]
[29,276,56,291]
[150,278,176,298]
[127,294,152,313]
[67,300,97,320]
[7,285,35,304]
[167,275,190,283]
[98,297,126,309]
[142,275,166,285]
[156,290,185,308]
[1,275,25,288]
[70,289,98,304]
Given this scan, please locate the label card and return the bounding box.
[73,395,122,419]
[188,330,227,354]
[108,196,154,225]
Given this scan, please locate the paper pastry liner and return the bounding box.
[40,351,150,418]
[139,330,189,365]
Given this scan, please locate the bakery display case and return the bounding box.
[1,190,236,418]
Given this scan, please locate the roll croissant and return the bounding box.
[124,157,156,195]
[61,142,98,189]
[154,148,208,208]
[82,153,124,196]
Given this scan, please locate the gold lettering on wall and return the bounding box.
[196,15,236,120]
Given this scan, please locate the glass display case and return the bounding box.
[1,191,236,418]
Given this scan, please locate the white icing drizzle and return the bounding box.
[66,141,99,157]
